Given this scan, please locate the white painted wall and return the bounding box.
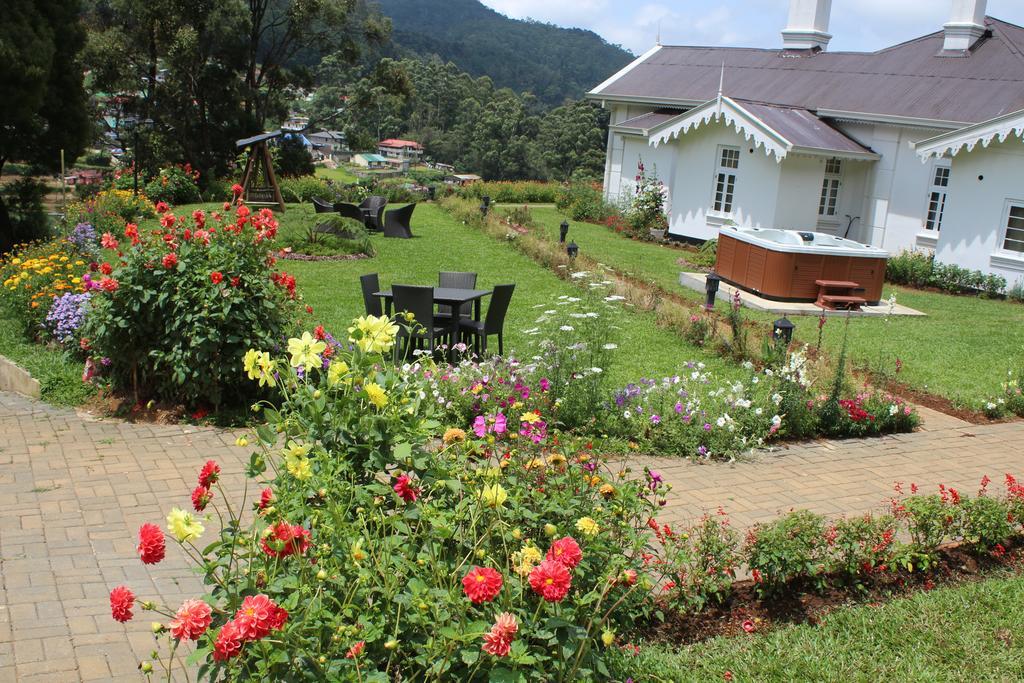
[935,135,1024,286]
[774,154,822,231]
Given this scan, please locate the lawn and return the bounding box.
[314,166,358,184]
[527,206,1024,408]
[0,311,94,406]
[148,203,739,389]
[611,573,1024,682]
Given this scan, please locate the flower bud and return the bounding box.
[512,528,522,540]
[251,403,262,413]
[141,601,155,611]
[140,661,154,674]
[601,630,615,647]
[384,639,399,650]
[418,602,429,611]
[475,548,485,559]
[235,436,248,447]
[151,622,165,634]
[544,523,557,537]
[318,655,327,664]
[316,569,328,581]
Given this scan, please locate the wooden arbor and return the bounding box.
[235,130,286,212]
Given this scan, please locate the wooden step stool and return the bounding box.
[815,279,867,311]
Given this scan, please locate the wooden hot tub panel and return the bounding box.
[714,233,885,304]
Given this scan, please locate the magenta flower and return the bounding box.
[494,413,507,434]
[473,415,487,438]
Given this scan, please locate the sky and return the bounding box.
[478,0,1024,55]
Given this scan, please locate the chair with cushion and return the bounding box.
[383,203,416,239]
[392,284,448,359]
[360,273,383,317]
[436,271,477,322]
[459,283,515,356]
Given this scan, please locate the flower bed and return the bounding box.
[106,322,1024,679]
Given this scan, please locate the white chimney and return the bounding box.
[781,0,833,51]
[943,0,988,51]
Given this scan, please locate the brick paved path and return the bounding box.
[1,391,1022,681]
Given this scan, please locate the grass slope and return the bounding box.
[0,312,94,406]
[528,207,1024,407]
[611,574,1024,682]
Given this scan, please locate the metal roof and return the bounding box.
[739,101,874,155]
[589,18,1024,125]
[613,108,687,134]
[236,130,283,148]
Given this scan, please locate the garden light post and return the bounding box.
[705,272,721,310]
[773,316,795,344]
[566,240,578,259]
[559,219,569,243]
[126,118,154,197]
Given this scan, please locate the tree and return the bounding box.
[0,0,91,251]
[536,101,608,181]
[275,134,315,177]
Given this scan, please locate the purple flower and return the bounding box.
[44,293,91,344]
[647,470,663,491]
[674,401,683,414]
[650,414,661,424]
[68,223,98,255]
[703,423,712,431]
[697,445,709,457]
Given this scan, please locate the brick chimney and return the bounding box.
[781,0,833,51]
[943,0,988,51]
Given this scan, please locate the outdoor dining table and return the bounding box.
[374,287,492,355]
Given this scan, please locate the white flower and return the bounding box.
[586,312,599,318]
[559,325,575,332]
[772,393,783,404]
[755,407,763,416]
[742,361,754,370]
[604,295,626,302]
[590,367,603,374]
[716,416,726,427]
[570,271,589,279]
[889,404,898,416]
[623,410,632,419]
[986,401,997,410]
[602,343,618,350]
[772,414,782,426]
[570,313,588,318]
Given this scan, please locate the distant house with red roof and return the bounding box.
[378,139,424,163]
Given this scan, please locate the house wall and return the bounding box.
[773,154,821,231]
[935,135,1024,286]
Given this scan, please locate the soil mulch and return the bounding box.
[80,388,186,424]
[873,376,1006,425]
[641,540,1024,646]
[276,251,370,262]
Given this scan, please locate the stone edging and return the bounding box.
[0,355,41,399]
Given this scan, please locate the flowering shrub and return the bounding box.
[67,222,100,259]
[983,367,1024,418]
[110,323,666,680]
[458,180,561,204]
[44,292,92,346]
[744,510,832,596]
[81,202,298,407]
[0,240,87,334]
[64,189,156,235]
[625,158,668,238]
[653,510,740,611]
[143,164,203,205]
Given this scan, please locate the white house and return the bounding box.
[307,130,350,162]
[588,0,1024,281]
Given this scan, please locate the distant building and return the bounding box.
[282,115,309,132]
[445,174,482,187]
[307,130,350,162]
[353,153,390,169]
[589,0,1024,283]
[378,139,424,162]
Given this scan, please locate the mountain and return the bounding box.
[372,0,633,105]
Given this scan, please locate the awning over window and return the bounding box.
[647,96,879,163]
[915,109,1024,159]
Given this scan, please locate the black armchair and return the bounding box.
[383,203,416,239]
[392,284,448,359]
[459,284,515,356]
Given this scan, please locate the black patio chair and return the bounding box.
[312,197,335,213]
[360,273,383,317]
[359,196,387,231]
[392,284,448,359]
[459,283,515,356]
[336,202,364,223]
[436,271,477,321]
[383,203,416,239]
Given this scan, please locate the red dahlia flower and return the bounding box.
[260,522,311,558]
[462,566,503,604]
[109,585,135,622]
[393,474,419,503]
[233,594,287,641]
[345,641,365,659]
[231,184,243,198]
[169,599,212,641]
[160,213,176,229]
[155,201,169,213]
[162,253,177,269]
[191,485,213,511]
[212,620,245,661]
[210,271,223,285]
[100,262,112,275]
[198,460,220,488]
[482,629,512,657]
[546,536,583,569]
[528,559,571,602]
[98,277,119,293]
[101,232,119,250]
[137,523,166,564]
[258,487,273,510]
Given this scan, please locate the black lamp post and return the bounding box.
[479,201,489,217]
[427,186,436,201]
[482,195,491,209]
[125,117,154,196]
[559,220,569,243]
[704,272,721,310]
[772,316,795,344]
[566,240,579,258]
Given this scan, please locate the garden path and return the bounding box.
[1,390,1022,681]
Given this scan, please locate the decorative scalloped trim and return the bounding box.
[650,98,789,163]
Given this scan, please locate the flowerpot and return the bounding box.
[649,228,666,241]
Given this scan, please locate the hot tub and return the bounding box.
[714,227,888,304]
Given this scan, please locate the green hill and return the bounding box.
[373,0,633,104]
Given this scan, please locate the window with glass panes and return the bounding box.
[713,146,740,213]
[1003,204,1024,253]
[818,158,842,216]
[925,165,950,231]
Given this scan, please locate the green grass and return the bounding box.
[526,206,1024,407]
[611,574,1024,682]
[314,166,358,184]
[0,311,95,406]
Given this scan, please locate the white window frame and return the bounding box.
[711,145,740,215]
[924,162,951,232]
[818,158,842,217]
[999,199,1024,256]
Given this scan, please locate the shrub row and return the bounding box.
[886,250,1007,298]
